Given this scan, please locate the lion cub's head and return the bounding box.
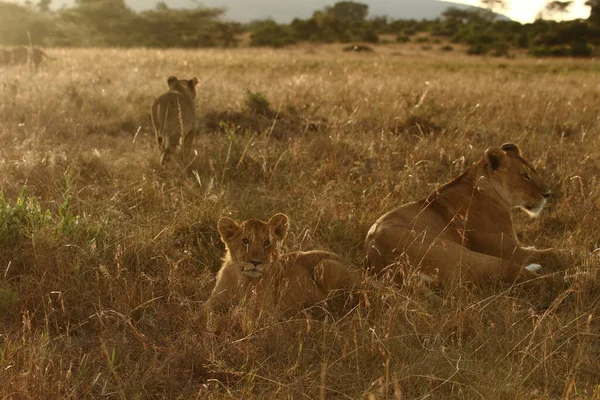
[166,75,199,100]
[483,143,551,216]
[218,213,289,278]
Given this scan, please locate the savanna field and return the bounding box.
[1,44,600,399]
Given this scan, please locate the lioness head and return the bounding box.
[483,143,551,216]
[167,75,199,99]
[218,213,290,278]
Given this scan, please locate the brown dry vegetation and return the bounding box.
[0,45,599,399]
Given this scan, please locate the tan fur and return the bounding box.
[151,76,199,165]
[0,49,10,66]
[365,143,561,287]
[208,213,361,312]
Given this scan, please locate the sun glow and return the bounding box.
[451,0,591,23]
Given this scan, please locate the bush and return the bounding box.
[0,188,52,245]
[467,44,489,55]
[570,42,593,57]
[243,89,272,116]
[530,42,594,58]
[491,41,510,57]
[250,20,296,48]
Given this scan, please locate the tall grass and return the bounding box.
[0,45,599,398]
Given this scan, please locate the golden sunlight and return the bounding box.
[452,0,591,23]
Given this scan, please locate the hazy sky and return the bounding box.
[7,0,593,23]
[454,0,590,23]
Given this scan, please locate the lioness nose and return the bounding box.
[541,191,551,199]
[249,259,261,267]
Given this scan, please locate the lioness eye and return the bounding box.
[521,173,531,181]
[264,240,271,247]
[242,238,249,245]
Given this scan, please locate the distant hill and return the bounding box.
[192,0,485,23]
[42,0,503,22]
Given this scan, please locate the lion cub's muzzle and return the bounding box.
[241,262,268,278]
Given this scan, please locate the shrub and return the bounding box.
[529,42,594,58]
[467,44,489,55]
[570,42,593,57]
[250,20,296,48]
[0,188,52,245]
[491,41,510,57]
[243,89,272,116]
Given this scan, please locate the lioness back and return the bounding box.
[151,76,199,165]
[208,213,360,312]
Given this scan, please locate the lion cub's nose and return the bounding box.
[541,191,551,199]
[249,260,262,267]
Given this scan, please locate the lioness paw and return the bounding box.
[525,263,542,274]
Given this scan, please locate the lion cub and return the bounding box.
[208,213,361,312]
[151,76,199,165]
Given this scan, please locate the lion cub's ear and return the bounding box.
[218,217,241,242]
[167,76,178,88]
[501,143,521,158]
[190,77,199,87]
[268,213,289,241]
[484,147,506,171]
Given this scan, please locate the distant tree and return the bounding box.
[0,2,51,45]
[479,0,507,11]
[586,0,600,25]
[60,0,139,46]
[540,1,573,19]
[546,1,572,13]
[441,7,487,24]
[140,5,227,47]
[478,0,507,20]
[250,20,295,47]
[38,0,51,12]
[327,1,368,22]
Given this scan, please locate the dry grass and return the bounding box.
[0,44,599,399]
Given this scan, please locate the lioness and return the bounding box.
[365,143,561,286]
[9,46,52,68]
[151,76,199,165]
[208,213,361,312]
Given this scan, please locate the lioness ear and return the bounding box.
[167,76,178,88]
[190,76,199,86]
[218,217,241,242]
[501,143,521,158]
[268,213,289,241]
[484,147,506,171]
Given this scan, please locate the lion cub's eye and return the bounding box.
[242,238,249,245]
[521,173,531,181]
[264,240,271,248]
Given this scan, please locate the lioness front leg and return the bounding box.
[403,237,545,287]
[508,246,567,273]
